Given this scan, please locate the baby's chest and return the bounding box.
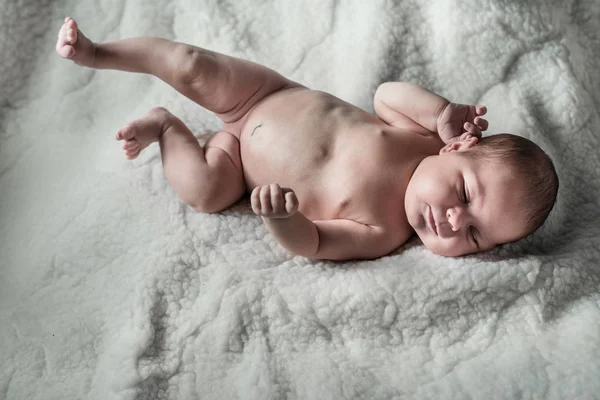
[318,159,410,221]
[323,177,414,246]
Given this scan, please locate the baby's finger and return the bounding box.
[474,116,488,131]
[270,183,284,212]
[250,187,262,214]
[476,105,487,116]
[259,185,272,214]
[284,191,299,214]
[464,122,482,137]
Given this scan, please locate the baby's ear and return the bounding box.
[440,135,479,154]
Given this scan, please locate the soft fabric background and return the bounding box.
[1,0,599,399]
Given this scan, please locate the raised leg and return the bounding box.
[56,17,301,126]
[117,107,245,213]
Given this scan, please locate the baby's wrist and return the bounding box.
[261,211,297,221]
[435,100,452,129]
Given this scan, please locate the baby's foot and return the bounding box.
[116,107,170,160]
[56,17,96,67]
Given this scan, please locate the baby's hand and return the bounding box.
[436,103,488,144]
[251,184,299,219]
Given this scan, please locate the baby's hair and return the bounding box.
[464,133,559,237]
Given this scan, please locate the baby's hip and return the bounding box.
[221,84,306,139]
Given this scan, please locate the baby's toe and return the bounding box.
[65,28,78,44]
[125,148,141,160]
[66,18,78,30]
[58,18,79,45]
[116,124,136,141]
[58,45,75,58]
[122,139,140,151]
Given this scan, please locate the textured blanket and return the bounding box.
[1,0,600,399]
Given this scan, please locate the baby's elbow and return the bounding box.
[291,243,320,260]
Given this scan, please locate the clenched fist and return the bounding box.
[437,103,488,144]
[251,184,299,219]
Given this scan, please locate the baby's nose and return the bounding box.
[446,207,466,232]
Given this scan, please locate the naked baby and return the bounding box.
[56,17,558,260]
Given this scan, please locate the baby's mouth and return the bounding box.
[427,206,438,236]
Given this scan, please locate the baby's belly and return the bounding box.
[237,88,381,218]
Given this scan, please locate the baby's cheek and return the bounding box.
[424,236,469,257]
[418,179,447,205]
[404,196,420,229]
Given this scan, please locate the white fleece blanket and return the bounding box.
[1,0,600,399]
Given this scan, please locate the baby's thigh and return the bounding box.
[204,131,242,171]
[211,57,303,124]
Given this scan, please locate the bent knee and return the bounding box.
[204,131,242,170]
[172,45,219,86]
[189,185,244,214]
[188,149,245,213]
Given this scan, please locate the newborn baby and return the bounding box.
[56,17,558,260]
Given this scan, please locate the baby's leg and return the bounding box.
[55,17,293,212]
[117,107,244,213]
[56,17,301,127]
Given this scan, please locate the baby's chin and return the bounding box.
[423,242,462,257]
[413,228,443,254]
[417,232,476,257]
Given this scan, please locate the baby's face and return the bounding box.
[404,141,529,256]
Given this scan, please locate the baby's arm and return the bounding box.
[374,82,488,143]
[374,82,449,133]
[251,185,397,260]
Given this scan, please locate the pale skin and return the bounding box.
[56,17,526,261]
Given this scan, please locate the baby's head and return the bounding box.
[405,133,558,256]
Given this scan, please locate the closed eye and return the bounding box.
[461,181,470,205]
